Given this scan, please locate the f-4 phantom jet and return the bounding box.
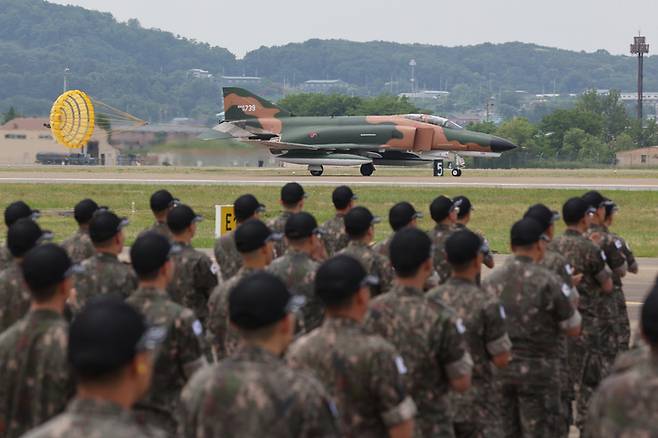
[211,87,517,176]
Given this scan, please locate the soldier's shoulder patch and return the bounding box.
[455,318,466,334]
[615,239,623,249]
[210,263,219,275]
[561,283,572,297]
[565,263,574,275]
[600,250,607,261]
[192,319,203,336]
[394,355,408,375]
[499,305,506,320]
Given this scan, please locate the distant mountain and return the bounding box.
[1,0,656,119]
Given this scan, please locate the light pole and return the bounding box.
[409,59,416,93]
[630,35,649,123]
[63,67,70,93]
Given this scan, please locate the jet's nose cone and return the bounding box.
[490,137,518,152]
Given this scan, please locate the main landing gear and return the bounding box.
[433,159,463,177]
[360,163,375,176]
[308,165,324,176]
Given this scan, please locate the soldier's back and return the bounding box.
[167,243,218,324]
[75,253,137,308]
[144,221,173,241]
[338,241,393,295]
[0,245,13,272]
[22,399,163,438]
[268,249,322,330]
[0,262,31,333]
[127,287,205,434]
[179,345,340,438]
[320,214,348,256]
[61,230,95,264]
[428,224,454,284]
[365,284,470,437]
[213,231,242,281]
[587,360,658,437]
[287,317,414,438]
[268,211,292,257]
[0,309,73,438]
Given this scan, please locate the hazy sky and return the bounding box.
[51,0,658,57]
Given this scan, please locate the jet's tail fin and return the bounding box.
[222,87,290,122]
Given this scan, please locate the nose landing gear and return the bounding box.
[308,165,324,176]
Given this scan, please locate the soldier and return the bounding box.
[524,203,581,437]
[126,232,206,434]
[0,219,52,332]
[178,272,341,438]
[145,189,179,239]
[603,201,638,351]
[62,198,100,263]
[0,244,78,437]
[268,182,307,258]
[23,296,166,438]
[320,185,356,256]
[586,282,658,437]
[213,193,265,281]
[427,230,511,437]
[287,255,416,437]
[166,204,218,325]
[74,210,137,309]
[373,201,422,258]
[207,219,280,359]
[428,195,458,284]
[338,206,393,295]
[483,218,582,438]
[0,201,40,271]
[268,212,325,331]
[453,195,495,272]
[365,227,473,437]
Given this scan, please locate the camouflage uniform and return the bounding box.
[145,220,173,241]
[608,232,636,351]
[364,283,473,437]
[166,242,218,325]
[268,248,323,331]
[373,234,393,259]
[337,241,393,296]
[586,357,658,438]
[427,278,511,437]
[206,266,261,359]
[0,261,31,333]
[0,309,73,438]
[482,255,580,438]
[126,286,206,435]
[178,345,341,438]
[320,213,349,257]
[550,229,611,432]
[74,252,138,309]
[22,398,165,438]
[287,317,417,437]
[61,229,95,264]
[428,223,455,284]
[540,249,580,437]
[0,246,12,272]
[213,231,242,281]
[267,210,293,258]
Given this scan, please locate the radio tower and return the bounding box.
[630,34,649,123]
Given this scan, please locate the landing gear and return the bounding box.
[360,163,375,176]
[308,165,324,176]
[451,168,462,177]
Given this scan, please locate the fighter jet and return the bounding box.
[211,87,517,177]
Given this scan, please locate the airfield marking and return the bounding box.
[0,176,656,191]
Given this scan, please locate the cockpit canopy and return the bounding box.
[401,114,464,130]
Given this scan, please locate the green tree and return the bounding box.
[576,90,630,142]
[539,109,602,154]
[1,106,19,124]
[466,121,497,134]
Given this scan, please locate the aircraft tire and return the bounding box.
[360,163,375,176]
[310,169,324,176]
[451,168,462,177]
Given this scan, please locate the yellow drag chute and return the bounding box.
[49,90,146,149]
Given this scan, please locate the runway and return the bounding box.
[0,169,656,190]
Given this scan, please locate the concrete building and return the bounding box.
[615,146,658,167]
[300,79,349,93]
[0,117,120,165]
[220,76,263,85]
[187,69,213,79]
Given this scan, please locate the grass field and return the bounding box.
[0,183,655,257]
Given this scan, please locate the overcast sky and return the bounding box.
[52,0,657,58]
